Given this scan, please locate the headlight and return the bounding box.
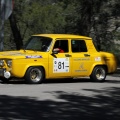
[0,60,4,67]
[6,60,12,67]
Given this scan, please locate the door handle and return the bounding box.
[84,54,90,57]
[65,54,72,57]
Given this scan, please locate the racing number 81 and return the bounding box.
[58,62,64,69]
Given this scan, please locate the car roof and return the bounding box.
[32,34,92,40]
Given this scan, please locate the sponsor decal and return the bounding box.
[80,63,84,69]
[95,57,101,61]
[75,63,87,72]
[74,58,90,61]
[1,52,23,56]
[25,55,42,58]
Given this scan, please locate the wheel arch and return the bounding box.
[24,65,46,79]
[90,64,108,75]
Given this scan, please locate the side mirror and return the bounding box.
[52,48,60,54]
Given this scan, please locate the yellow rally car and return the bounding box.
[0,34,117,84]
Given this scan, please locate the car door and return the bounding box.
[48,39,72,78]
[71,39,92,76]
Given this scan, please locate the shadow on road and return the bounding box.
[0,77,120,85]
[0,68,120,85]
[0,87,120,120]
[0,78,92,84]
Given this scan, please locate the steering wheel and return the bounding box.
[41,45,48,51]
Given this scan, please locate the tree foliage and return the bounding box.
[2,0,120,52]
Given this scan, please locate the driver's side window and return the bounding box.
[53,40,68,53]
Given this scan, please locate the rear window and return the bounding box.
[71,40,87,52]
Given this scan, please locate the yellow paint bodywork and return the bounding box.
[0,34,117,79]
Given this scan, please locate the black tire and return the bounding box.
[90,66,106,82]
[25,67,44,84]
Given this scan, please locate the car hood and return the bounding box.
[0,50,45,59]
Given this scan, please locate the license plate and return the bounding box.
[0,68,5,76]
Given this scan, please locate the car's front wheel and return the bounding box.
[25,67,44,84]
[90,66,106,82]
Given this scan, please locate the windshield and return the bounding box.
[24,36,52,52]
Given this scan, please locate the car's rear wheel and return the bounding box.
[90,66,106,82]
[25,67,44,84]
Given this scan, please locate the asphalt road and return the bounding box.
[0,70,120,120]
